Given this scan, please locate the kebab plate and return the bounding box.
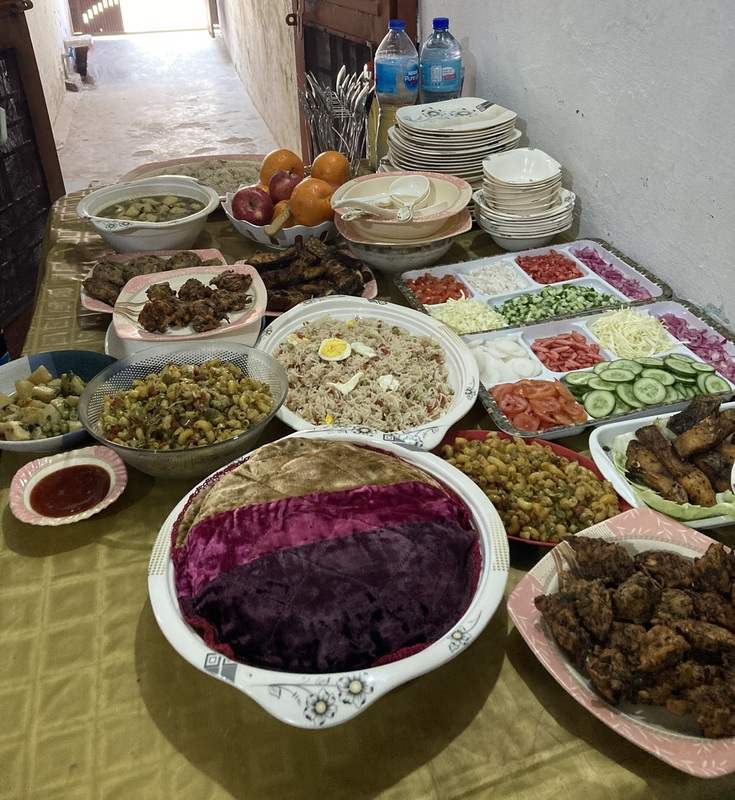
[590,397,735,527]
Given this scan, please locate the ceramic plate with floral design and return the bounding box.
[507,507,735,778]
[10,446,127,526]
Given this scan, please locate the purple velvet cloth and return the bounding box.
[174,480,471,600]
[186,519,477,673]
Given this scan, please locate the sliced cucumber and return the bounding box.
[640,368,675,386]
[704,374,731,394]
[564,371,595,387]
[635,357,665,367]
[665,357,696,376]
[615,383,644,408]
[588,376,617,391]
[593,362,611,375]
[668,353,695,361]
[633,377,667,405]
[684,386,698,398]
[613,400,633,415]
[584,390,616,418]
[609,359,643,375]
[696,372,711,393]
[599,367,636,383]
[691,361,715,373]
[664,386,679,404]
[675,374,697,384]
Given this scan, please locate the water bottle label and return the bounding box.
[421,59,462,92]
[376,60,418,96]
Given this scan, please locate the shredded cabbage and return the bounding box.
[430,299,507,334]
[589,308,671,358]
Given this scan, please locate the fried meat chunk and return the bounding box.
[686,682,735,738]
[534,594,591,668]
[673,413,735,459]
[667,395,722,436]
[209,270,253,293]
[563,536,635,585]
[585,647,632,704]
[693,543,733,595]
[558,577,613,641]
[625,441,688,503]
[146,281,176,301]
[635,550,694,589]
[177,278,212,302]
[637,625,690,672]
[673,620,735,654]
[613,572,662,624]
[692,592,735,633]
[652,588,695,624]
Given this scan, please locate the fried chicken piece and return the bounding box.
[82,275,119,306]
[693,543,733,595]
[125,254,166,276]
[564,536,635,585]
[534,594,591,668]
[260,257,324,290]
[585,647,633,704]
[608,621,647,659]
[693,451,733,493]
[674,619,735,654]
[167,252,203,269]
[686,682,735,737]
[209,270,253,293]
[673,412,735,459]
[625,441,688,503]
[637,625,690,672]
[92,259,127,287]
[635,550,694,589]
[635,660,721,706]
[652,588,695,624]
[247,246,298,270]
[636,425,716,506]
[558,577,613,641]
[266,288,308,313]
[692,592,735,633]
[667,395,722,436]
[303,238,336,258]
[613,572,662,624]
[323,259,364,295]
[191,314,222,333]
[719,440,735,464]
[146,281,176,301]
[177,278,212,302]
[212,290,252,314]
[138,298,179,333]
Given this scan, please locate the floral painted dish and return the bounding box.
[10,445,127,526]
[507,507,735,778]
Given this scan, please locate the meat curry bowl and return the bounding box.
[148,428,509,728]
[77,175,220,253]
[258,296,480,451]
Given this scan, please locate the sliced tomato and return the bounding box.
[523,384,557,400]
[513,412,541,431]
[531,397,563,414]
[499,394,529,415]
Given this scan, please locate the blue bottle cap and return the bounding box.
[389,19,406,31]
[433,17,449,30]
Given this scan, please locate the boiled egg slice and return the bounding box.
[377,374,400,392]
[328,372,363,396]
[318,338,351,361]
[350,341,377,358]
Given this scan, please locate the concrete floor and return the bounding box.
[57,31,277,192]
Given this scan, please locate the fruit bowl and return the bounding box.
[222,193,334,250]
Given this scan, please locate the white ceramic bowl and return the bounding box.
[474,189,575,221]
[331,172,472,242]
[77,176,220,253]
[482,148,562,185]
[484,231,560,251]
[258,295,479,450]
[346,237,454,271]
[147,427,509,728]
[222,194,334,250]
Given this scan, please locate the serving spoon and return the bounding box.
[390,175,430,222]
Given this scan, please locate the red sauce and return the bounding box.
[30,464,111,518]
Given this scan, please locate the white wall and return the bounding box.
[419,0,735,324]
[25,0,72,124]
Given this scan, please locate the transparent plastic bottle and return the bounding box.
[419,17,463,103]
[372,19,418,166]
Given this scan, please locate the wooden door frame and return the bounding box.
[0,1,65,201]
[289,0,417,159]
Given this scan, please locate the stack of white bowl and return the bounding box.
[474,148,575,251]
[331,171,473,273]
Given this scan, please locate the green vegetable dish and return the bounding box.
[563,353,732,420]
[495,285,619,326]
[98,195,204,222]
[0,366,85,440]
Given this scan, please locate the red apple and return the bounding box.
[268,169,302,203]
[231,185,273,225]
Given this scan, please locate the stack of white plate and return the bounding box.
[476,148,575,251]
[386,98,520,193]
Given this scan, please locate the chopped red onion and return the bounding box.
[572,246,652,301]
[658,313,735,382]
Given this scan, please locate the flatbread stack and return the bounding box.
[172,438,480,673]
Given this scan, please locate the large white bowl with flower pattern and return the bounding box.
[148,428,509,728]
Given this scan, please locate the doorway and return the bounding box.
[68,0,208,35]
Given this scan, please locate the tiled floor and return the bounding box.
[57,31,277,192]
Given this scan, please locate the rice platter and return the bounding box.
[171,437,481,673]
[274,316,454,430]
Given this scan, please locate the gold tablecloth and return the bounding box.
[2,192,734,800]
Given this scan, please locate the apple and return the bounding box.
[231,185,273,225]
[268,169,302,203]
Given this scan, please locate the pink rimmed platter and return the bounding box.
[10,445,128,526]
[507,506,735,778]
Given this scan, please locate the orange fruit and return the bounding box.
[289,177,334,226]
[259,149,304,186]
[310,150,351,189]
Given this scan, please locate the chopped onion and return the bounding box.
[572,246,652,300]
[463,260,528,296]
[658,314,735,382]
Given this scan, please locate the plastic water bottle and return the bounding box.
[372,19,418,166]
[420,17,463,103]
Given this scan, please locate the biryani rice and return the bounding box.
[276,316,454,431]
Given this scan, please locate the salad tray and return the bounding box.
[473,301,735,440]
[394,238,672,334]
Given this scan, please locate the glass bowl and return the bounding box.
[78,344,288,479]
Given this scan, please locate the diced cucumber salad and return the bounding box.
[495,285,619,326]
[562,354,731,419]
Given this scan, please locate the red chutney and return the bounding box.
[30,464,110,518]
